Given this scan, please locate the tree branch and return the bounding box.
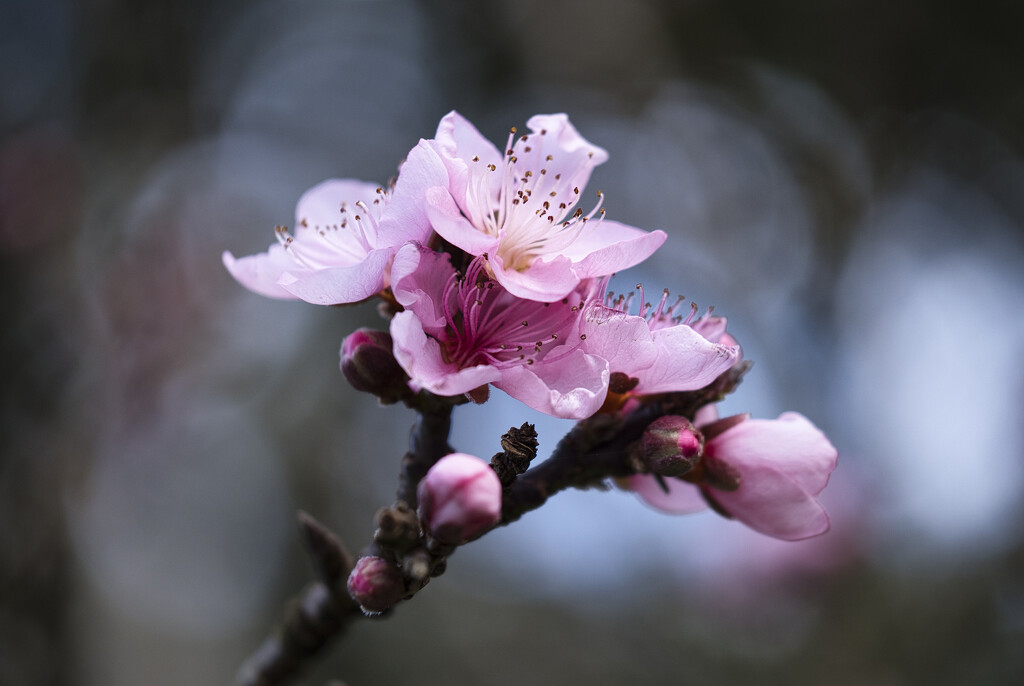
[235,366,748,685]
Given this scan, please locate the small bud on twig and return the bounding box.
[639,416,704,477]
[347,556,405,615]
[340,328,412,404]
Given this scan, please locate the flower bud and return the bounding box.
[417,453,502,544]
[340,328,411,403]
[640,415,704,477]
[346,555,405,615]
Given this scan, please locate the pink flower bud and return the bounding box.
[340,328,411,403]
[346,556,405,614]
[640,415,704,477]
[417,453,502,544]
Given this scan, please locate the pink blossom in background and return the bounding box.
[389,243,609,419]
[222,142,446,304]
[632,412,838,541]
[420,111,667,302]
[417,453,503,544]
[580,285,741,395]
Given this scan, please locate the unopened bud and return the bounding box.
[340,328,411,403]
[417,453,502,544]
[346,556,405,614]
[640,416,704,477]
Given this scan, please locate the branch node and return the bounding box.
[490,422,539,487]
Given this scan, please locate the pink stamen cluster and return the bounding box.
[439,257,580,369]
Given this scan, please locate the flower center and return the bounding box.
[464,128,606,272]
[439,257,584,368]
[275,187,389,269]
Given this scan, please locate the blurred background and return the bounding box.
[3,0,1024,684]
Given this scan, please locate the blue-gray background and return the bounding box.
[2,1,1023,684]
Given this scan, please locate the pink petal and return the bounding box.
[222,246,299,300]
[707,413,838,541]
[424,186,499,257]
[562,220,667,277]
[694,404,719,426]
[711,413,837,496]
[629,474,708,514]
[690,315,729,345]
[489,249,581,302]
[434,111,503,212]
[713,465,832,541]
[390,311,501,395]
[524,113,608,197]
[495,349,609,419]
[390,243,454,333]
[578,306,660,374]
[638,325,741,393]
[376,140,449,246]
[295,179,383,228]
[277,248,392,305]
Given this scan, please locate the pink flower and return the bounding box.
[580,285,741,396]
[631,412,838,541]
[417,453,502,544]
[420,111,667,302]
[389,243,609,419]
[222,143,446,305]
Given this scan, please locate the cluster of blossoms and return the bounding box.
[225,111,837,619]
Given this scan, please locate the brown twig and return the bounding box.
[235,365,748,685]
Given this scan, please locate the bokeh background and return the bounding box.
[3,0,1024,684]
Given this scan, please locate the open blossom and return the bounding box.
[389,242,609,419]
[419,111,667,302]
[580,285,741,396]
[631,412,838,541]
[222,143,445,305]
